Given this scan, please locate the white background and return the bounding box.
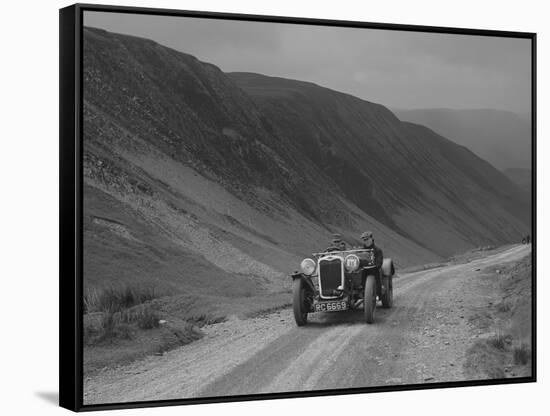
[0,0,546,414]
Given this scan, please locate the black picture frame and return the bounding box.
[60,3,537,412]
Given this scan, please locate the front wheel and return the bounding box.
[381,275,393,308]
[292,278,309,326]
[364,275,376,324]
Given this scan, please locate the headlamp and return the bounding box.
[300,258,316,275]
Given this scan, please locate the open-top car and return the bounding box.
[291,247,395,325]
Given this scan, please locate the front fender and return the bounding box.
[291,271,316,293]
[381,258,395,276]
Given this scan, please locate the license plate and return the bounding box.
[314,301,348,312]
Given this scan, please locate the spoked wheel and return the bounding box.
[292,278,309,326]
[381,274,393,308]
[364,275,376,324]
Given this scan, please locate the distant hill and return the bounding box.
[230,72,530,254]
[503,168,532,194]
[82,27,530,298]
[394,108,531,171]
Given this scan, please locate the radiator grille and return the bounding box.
[319,258,342,297]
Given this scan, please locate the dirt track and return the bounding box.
[84,244,530,404]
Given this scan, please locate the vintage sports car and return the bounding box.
[291,248,394,325]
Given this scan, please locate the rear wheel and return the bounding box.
[292,278,309,326]
[364,275,376,324]
[381,275,393,308]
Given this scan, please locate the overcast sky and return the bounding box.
[85,11,532,115]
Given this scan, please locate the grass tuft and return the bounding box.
[119,304,161,329]
[513,343,531,365]
[488,331,509,350]
[496,302,512,313]
[84,284,159,314]
[83,285,163,345]
[84,312,135,345]
[187,314,227,326]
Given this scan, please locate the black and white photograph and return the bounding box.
[69,5,533,408]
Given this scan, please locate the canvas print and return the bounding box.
[80,10,533,405]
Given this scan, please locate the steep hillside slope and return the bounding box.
[82,27,439,296]
[229,73,530,255]
[394,108,531,171]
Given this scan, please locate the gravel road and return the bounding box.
[84,244,530,404]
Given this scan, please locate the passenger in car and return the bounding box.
[326,233,347,252]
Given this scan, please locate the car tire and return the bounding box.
[364,275,376,324]
[292,278,308,326]
[381,275,393,308]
